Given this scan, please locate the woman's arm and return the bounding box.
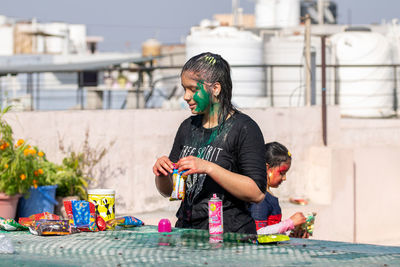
[257,219,294,235]
[153,155,175,197]
[155,174,173,197]
[177,156,265,203]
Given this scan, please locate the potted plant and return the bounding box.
[0,106,51,218]
[53,130,114,218]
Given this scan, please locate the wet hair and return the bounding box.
[181,52,237,124]
[265,142,292,167]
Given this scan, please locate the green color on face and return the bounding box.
[193,82,210,112]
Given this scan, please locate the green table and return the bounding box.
[1,226,400,266]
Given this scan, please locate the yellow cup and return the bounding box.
[88,189,115,222]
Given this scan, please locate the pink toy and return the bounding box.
[158,218,172,232]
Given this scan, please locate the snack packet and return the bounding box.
[169,169,187,201]
[0,217,28,231]
[64,200,98,232]
[106,216,143,230]
[29,220,70,236]
[19,212,60,227]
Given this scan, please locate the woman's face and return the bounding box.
[267,159,291,188]
[181,71,213,114]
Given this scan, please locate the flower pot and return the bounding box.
[0,193,20,219]
[16,185,58,219]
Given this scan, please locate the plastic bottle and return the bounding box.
[208,193,223,243]
[0,235,15,254]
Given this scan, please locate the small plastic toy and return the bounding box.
[158,218,172,232]
[257,234,290,244]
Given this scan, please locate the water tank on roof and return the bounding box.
[331,31,395,118]
[264,35,330,107]
[255,0,300,28]
[43,23,68,54]
[142,38,161,58]
[186,26,265,108]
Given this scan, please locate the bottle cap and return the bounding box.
[158,218,172,232]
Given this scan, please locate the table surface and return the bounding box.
[1,226,400,266]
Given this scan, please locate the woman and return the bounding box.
[152,52,266,234]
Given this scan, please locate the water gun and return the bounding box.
[301,212,317,235]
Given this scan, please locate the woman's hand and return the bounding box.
[290,212,306,227]
[176,156,211,175]
[153,156,174,176]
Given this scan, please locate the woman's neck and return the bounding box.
[202,111,219,129]
[202,108,235,129]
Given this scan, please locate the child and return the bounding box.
[250,142,308,237]
[153,52,267,234]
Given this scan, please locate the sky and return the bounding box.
[2,0,400,52]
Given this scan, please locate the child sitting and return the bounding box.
[250,142,308,237]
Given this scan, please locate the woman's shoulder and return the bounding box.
[180,115,202,126]
[231,111,261,129]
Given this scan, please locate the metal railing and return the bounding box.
[0,64,399,112]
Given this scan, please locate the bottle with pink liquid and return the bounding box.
[208,193,223,243]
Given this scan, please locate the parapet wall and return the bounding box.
[4,106,400,245]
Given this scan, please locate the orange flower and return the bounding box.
[23,148,30,156]
[33,180,38,189]
[34,170,38,176]
[0,144,5,150]
[4,164,8,169]
[20,174,26,180]
[38,151,44,157]
[30,149,36,155]
[15,139,24,147]
[38,169,44,175]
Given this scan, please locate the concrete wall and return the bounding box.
[4,106,400,245]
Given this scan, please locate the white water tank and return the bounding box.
[68,24,87,54]
[255,0,300,28]
[0,26,13,55]
[186,26,265,108]
[264,35,330,107]
[331,31,395,117]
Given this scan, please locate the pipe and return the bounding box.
[321,35,327,146]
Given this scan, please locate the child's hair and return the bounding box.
[181,52,237,124]
[265,142,292,167]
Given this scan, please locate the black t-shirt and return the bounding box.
[169,111,266,234]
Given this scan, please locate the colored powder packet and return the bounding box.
[29,220,70,236]
[0,217,28,231]
[257,234,290,244]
